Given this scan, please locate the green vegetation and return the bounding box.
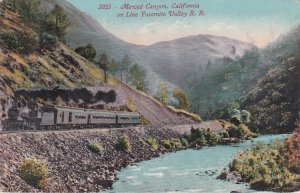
[14,0,40,22]
[75,44,96,62]
[188,26,300,134]
[205,131,220,146]
[19,158,49,189]
[128,63,147,92]
[161,138,184,150]
[87,142,104,154]
[146,137,158,150]
[242,56,300,133]
[161,139,172,150]
[109,59,119,76]
[172,87,191,110]
[227,124,258,140]
[39,33,58,48]
[97,53,109,83]
[228,126,245,139]
[42,4,70,40]
[0,32,38,54]
[120,54,131,82]
[115,135,132,153]
[180,138,189,148]
[229,140,299,191]
[188,127,222,147]
[170,138,183,149]
[154,81,169,105]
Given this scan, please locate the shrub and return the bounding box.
[1,32,19,50]
[205,132,220,146]
[228,126,245,139]
[229,140,297,191]
[228,107,251,125]
[240,110,251,124]
[189,127,222,146]
[40,33,58,48]
[221,131,230,138]
[115,135,131,152]
[170,138,183,149]
[285,129,300,173]
[19,158,48,189]
[189,128,207,147]
[146,137,158,150]
[161,139,172,150]
[75,44,96,62]
[0,32,38,54]
[180,138,189,147]
[87,142,104,154]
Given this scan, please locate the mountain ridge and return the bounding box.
[44,0,253,93]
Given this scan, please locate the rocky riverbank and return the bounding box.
[0,125,195,192]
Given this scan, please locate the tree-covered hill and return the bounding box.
[188,26,300,133]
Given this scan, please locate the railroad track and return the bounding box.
[0,125,150,135]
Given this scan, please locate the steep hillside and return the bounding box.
[39,0,135,60]
[189,26,300,120]
[0,4,199,129]
[241,56,300,133]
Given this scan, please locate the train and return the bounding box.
[4,105,141,130]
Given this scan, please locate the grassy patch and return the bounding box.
[161,139,172,150]
[146,137,158,150]
[87,142,104,154]
[167,105,202,122]
[19,158,48,190]
[115,135,132,153]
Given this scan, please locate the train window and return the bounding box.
[69,112,73,122]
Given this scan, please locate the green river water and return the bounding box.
[107,134,290,193]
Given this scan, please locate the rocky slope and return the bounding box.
[0,126,181,192]
[0,4,199,129]
[0,122,228,192]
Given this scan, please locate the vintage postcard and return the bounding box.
[0,0,299,192]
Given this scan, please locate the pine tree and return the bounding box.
[109,59,119,76]
[46,4,69,40]
[120,54,131,82]
[98,53,109,83]
[16,0,40,22]
[154,81,169,105]
[128,63,147,91]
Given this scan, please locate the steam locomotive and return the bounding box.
[4,105,141,130]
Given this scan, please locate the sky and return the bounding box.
[67,0,300,47]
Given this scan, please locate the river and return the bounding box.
[107,134,289,193]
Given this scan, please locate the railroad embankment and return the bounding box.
[0,126,178,192]
[0,121,228,192]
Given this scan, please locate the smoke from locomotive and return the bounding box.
[14,87,117,106]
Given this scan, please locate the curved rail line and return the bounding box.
[0,125,152,135]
